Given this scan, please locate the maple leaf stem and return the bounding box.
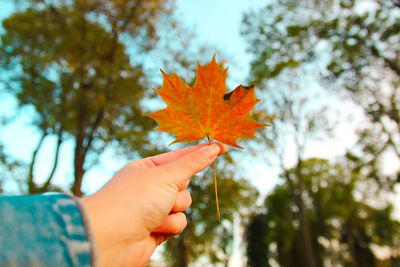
[207,135,221,222]
[213,161,220,222]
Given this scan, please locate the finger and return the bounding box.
[156,143,220,190]
[172,190,192,212]
[152,212,187,235]
[145,143,208,167]
[145,142,228,167]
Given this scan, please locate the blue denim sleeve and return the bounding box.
[0,193,97,267]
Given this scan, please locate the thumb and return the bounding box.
[157,143,220,190]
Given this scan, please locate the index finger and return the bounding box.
[144,142,228,167]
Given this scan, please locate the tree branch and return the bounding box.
[83,110,104,158]
[370,45,400,77]
[37,0,67,29]
[42,127,63,191]
[28,129,47,194]
[379,118,400,159]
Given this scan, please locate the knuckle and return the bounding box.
[125,160,141,169]
[183,190,192,207]
[185,152,209,171]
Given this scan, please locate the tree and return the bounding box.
[241,0,400,188]
[241,2,400,263]
[0,143,26,193]
[243,65,333,267]
[241,3,340,265]
[245,158,400,266]
[0,0,184,195]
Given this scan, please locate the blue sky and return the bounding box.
[177,0,268,83]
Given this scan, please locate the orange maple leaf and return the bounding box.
[145,56,267,148]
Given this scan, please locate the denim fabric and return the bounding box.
[0,193,94,267]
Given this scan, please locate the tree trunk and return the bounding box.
[345,223,358,267]
[177,236,188,267]
[285,158,317,267]
[71,110,104,196]
[295,159,317,267]
[72,116,86,196]
[72,147,85,196]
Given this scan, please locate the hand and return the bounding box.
[82,143,227,267]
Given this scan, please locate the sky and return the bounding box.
[177,0,268,81]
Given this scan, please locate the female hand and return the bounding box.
[82,143,227,267]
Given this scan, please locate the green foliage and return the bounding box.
[0,143,26,193]
[242,1,400,266]
[245,158,400,266]
[1,6,148,136]
[241,0,400,187]
[0,0,177,195]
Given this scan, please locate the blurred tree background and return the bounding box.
[1,0,399,266]
[242,0,400,266]
[0,0,176,195]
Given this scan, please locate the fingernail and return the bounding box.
[200,144,220,159]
